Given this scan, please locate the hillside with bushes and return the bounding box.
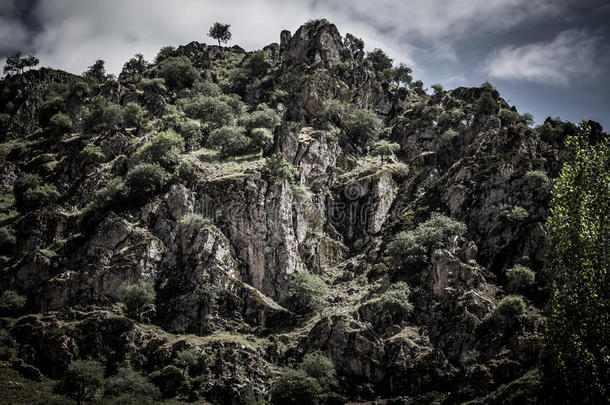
[0,19,607,404]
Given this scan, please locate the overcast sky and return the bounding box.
[1,0,609,129]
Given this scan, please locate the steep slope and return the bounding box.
[0,19,598,404]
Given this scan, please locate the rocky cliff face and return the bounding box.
[0,19,593,404]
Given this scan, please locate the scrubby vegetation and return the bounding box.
[285,271,327,315]
[388,213,467,268]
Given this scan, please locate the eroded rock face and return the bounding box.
[282,21,344,69]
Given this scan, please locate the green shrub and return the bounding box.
[176,118,204,150]
[299,352,337,393]
[371,140,400,162]
[174,349,199,375]
[119,282,155,321]
[138,78,167,94]
[440,128,458,144]
[226,68,250,95]
[344,108,382,147]
[83,59,112,84]
[499,108,520,126]
[182,95,235,131]
[126,163,171,203]
[388,213,467,268]
[409,80,425,95]
[521,112,535,126]
[0,226,16,253]
[431,83,444,94]
[177,158,200,183]
[506,265,535,292]
[156,56,200,90]
[250,127,274,153]
[265,153,298,182]
[69,80,90,98]
[39,96,65,126]
[506,205,529,222]
[14,172,42,210]
[392,63,412,86]
[104,367,159,399]
[82,96,123,133]
[193,80,222,97]
[21,183,60,211]
[270,369,321,405]
[122,102,147,128]
[243,50,269,76]
[477,90,498,115]
[494,295,526,320]
[155,46,177,63]
[0,290,26,314]
[207,126,251,157]
[365,48,393,72]
[378,281,413,318]
[524,170,552,192]
[179,213,212,231]
[58,360,105,404]
[134,130,185,169]
[239,104,281,132]
[81,178,128,226]
[285,271,327,315]
[49,112,73,135]
[79,143,105,165]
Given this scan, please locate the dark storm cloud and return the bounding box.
[0,0,608,128]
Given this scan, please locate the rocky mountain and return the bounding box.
[0,19,602,404]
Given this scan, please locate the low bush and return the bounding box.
[207,126,251,157]
[57,360,105,404]
[299,351,337,393]
[179,213,212,232]
[250,127,274,153]
[343,108,382,148]
[49,112,73,136]
[0,226,17,254]
[14,172,60,212]
[524,170,552,192]
[156,56,200,90]
[494,295,526,321]
[0,290,27,314]
[507,205,529,222]
[182,95,235,132]
[126,163,171,203]
[371,140,399,162]
[285,271,327,315]
[122,102,147,128]
[378,281,413,320]
[239,104,280,132]
[388,213,466,268]
[82,96,123,133]
[270,369,321,405]
[104,367,159,400]
[133,130,185,169]
[138,78,167,94]
[506,265,535,292]
[499,108,521,126]
[79,143,105,165]
[265,153,298,182]
[176,118,204,150]
[81,178,128,227]
[119,282,155,321]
